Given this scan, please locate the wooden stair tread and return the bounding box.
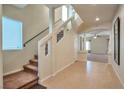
[24,64,38,72]
[4,54,39,89]
[30,59,38,62]
[3,71,38,89]
[29,59,38,66]
[34,55,38,59]
[30,59,38,63]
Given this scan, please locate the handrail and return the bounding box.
[39,16,74,47]
[23,19,61,47]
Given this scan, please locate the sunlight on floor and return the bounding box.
[42,61,123,89]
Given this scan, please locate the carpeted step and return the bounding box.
[29,59,38,66]
[23,64,38,74]
[4,71,39,89]
[34,55,38,59]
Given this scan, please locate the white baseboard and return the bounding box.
[38,74,52,85]
[3,68,23,76]
[107,62,111,65]
[52,61,74,76]
[38,61,75,84]
[111,63,124,87]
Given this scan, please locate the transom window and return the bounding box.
[62,5,68,22]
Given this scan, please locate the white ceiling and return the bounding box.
[12,4,28,8]
[11,4,119,33]
[45,4,63,9]
[73,4,119,32]
[12,4,62,9]
[82,30,110,39]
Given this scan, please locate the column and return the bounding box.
[49,8,56,75]
[49,8,54,33]
[0,4,3,89]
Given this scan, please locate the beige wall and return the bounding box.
[0,4,3,88]
[38,18,79,82]
[39,27,78,81]
[54,7,62,22]
[111,5,124,86]
[38,40,52,80]
[55,19,79,71]
[55,27,77,71]
[3,5,49,75]
[91,37,109,54]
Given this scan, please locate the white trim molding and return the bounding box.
[52,61,75,76]
[3,68,23,76]
[38,75,52,85]
[38,61,75,84]
[111,63,124,87]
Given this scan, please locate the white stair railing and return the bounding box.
[38,16,74,81]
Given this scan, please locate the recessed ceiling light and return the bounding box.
[95,17,100,21]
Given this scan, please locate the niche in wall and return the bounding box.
[45,43,48,56]
[114,17,120,65]
[57,30,64,42]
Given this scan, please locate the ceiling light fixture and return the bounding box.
[94,36,97,39]
[95,17,100,21]
[93,34,97,39]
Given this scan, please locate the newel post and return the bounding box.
[49,8,56,75]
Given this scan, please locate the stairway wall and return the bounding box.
[2,5,49,75]
[54,6,62,22]
[111,5,124,86]
[0,4,3,88]
[39,27,78,81]
[55,27,78,72]
[38,18,80,82]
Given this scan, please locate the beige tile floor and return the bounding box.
[42,61,123,89]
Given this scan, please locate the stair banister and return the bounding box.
[38,15,74,47]
[38,15,74,81]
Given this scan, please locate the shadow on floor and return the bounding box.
[87,53,108,63]
[30,84,47,89]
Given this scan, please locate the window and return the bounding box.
[75,13,79,20]
[86,41,91,51]
[2,17,23,50]
[62,5,67,22]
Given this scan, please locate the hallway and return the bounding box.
[1,4,124,90]
[42,61,123,89]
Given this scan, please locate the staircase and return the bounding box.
[23,55,38,75]
[4,55,39,89]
